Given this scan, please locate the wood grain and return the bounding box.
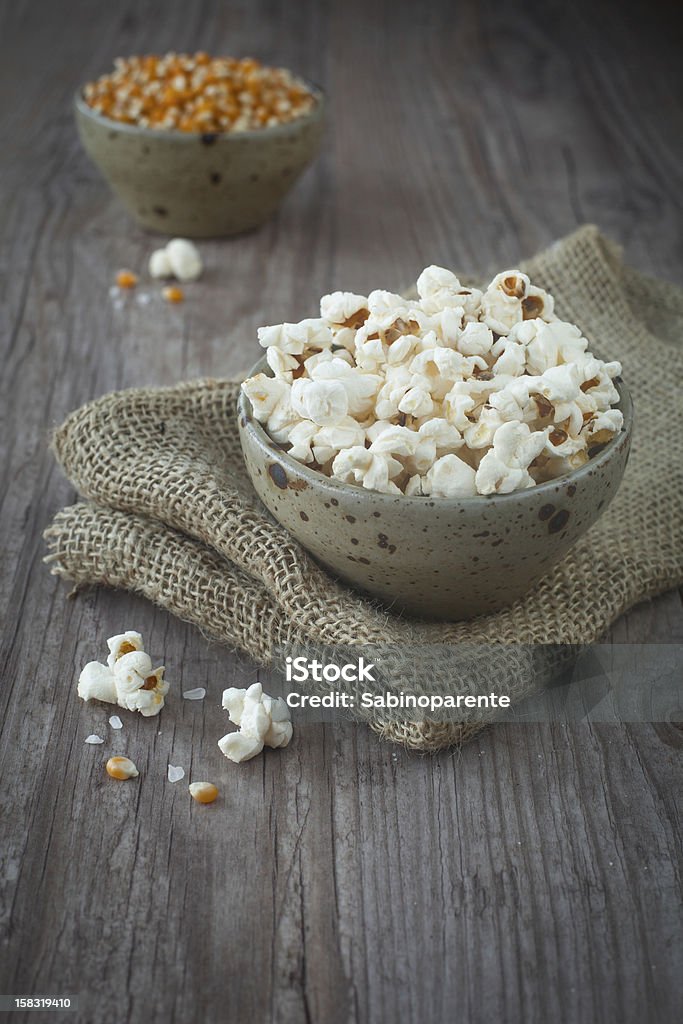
[0,1,681,1022]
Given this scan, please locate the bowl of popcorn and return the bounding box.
[75,52,325,237]
[238,266,632,620]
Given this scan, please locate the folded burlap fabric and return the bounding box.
[44,226,683,751]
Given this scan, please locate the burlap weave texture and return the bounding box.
[44,227,683,751]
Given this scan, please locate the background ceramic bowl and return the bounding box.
[238,359,633,620]
[74,85,325,237]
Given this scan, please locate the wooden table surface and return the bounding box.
[1,1,681,1022]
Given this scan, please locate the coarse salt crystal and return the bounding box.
[167,764,185,783]
[109,715,123,730]
[182,687,206,700]
[85,734,104,744]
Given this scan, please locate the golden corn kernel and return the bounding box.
[116,269,138,289]
[189,781,219,804]
[106,756,139,780]
[83,53,317,134]
[162,285,184,304]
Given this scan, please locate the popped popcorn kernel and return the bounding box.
[241,262,624,496]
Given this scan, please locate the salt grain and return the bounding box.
[85,734,104,744]
[109,715,123,730]
[167,764,185,783]
[182,687,206,700]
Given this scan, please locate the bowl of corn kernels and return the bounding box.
[75,52,325,237]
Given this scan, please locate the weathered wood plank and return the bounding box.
[1,0,681,1022]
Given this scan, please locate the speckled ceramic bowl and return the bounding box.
[238,359,633,620]
[74,85,325,237]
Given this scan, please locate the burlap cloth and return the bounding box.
[44,226,683,751]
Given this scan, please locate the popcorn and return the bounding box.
[291,378,349,426]
[332,446,402,494]
[218,683,293,763]
[242,263,624,496]
[475,422,548,494]
[320,291,369,326]
[77,632,169,718]
[423,454,477,497]
[165,239,203,282]
[106,630,144,668]
[149,249,172,279]
[78,661,117,703]
[258,319,332,355]
[150,239,203,282]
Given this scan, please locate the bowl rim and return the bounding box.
[238,356,633,507]
[73,77,325,141]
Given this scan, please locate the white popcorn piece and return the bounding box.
[423,454,477,497]
[310,358,382,418]
[320,291,369,325]
[218,732,264,763]
[149,249,172,279]
[258,319,332,355]
[219,683,293,762]
[481,270,530,335]
[332,446,402,494]
[113,650,169,717]
[417,265,462,298]
[475,421,548,494]
[291,378,349,426]
[106,631,144,668]
[241,374,290,423]
[458,321,494,357]
[78,662,117,704]
[266,347,300,380]
[165,238,203,282]
[286,420,320,463]
[523,320,588,374]
[367,289,408,316]
[311,418,366,464]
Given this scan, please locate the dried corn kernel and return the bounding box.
[162,285,184,304]
[116,269,138,289]
[106,755,139,780]
[188,781,219,804]
[84,53,317,134]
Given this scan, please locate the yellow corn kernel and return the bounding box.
[162,285,184,303]
[106,756,139,780]
[116,269,138,289]
[188,781,218,804]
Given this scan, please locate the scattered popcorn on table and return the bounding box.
[149,248,173,279]
[149,238,202,282]
[218,682,293,763]
[242,266,624,495]
[106,756,139,780]
[77,632,169,717]
[84,734,104,745]
[167,764,185,783]
[189,782,219,804]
